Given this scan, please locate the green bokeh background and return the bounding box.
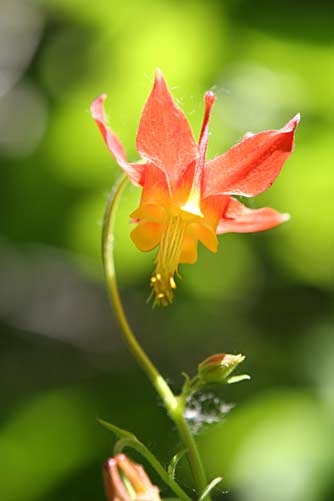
[0,0,333,500]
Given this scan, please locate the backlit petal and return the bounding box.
[131,222,163,251]
[91,94,145,186]
[204,114,300,198]
[217,197,290,234]
[139,163,170,207]
[179,233,198,264]
[188,222,218,253]
[201,194,230,227]
[136,69,198,191]
[130,204,166,224]
[174,160,196,207]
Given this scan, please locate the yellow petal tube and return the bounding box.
[142,209,218,306]
[130,172,220,306]
[131,222,163,251]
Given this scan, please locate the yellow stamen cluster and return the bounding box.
[150,216,187,306]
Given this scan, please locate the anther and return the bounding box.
[170,277,176,289]
[149,216,187,306]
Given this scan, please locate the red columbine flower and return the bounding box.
[91,69,299,306]
[103,454,161,501]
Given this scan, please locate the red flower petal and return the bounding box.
[136,69,198,192]
[91,94,145,186]
[204,114,300,198]
[217,197,290,234]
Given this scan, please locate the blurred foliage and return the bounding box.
[0,0,333,500]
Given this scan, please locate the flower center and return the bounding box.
[150,215,187,306]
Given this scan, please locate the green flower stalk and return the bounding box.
[102,174,209,497]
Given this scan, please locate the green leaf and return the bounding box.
[226,374,251,384]
[198,477,223,500]
[98,419,191,501]
[167,449,187,479]
[98,418,138,441]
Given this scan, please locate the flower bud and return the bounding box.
[103,453,161,501]
[198,353,245,384]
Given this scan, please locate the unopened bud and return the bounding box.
[198,353,245,384]
[103,453,161,501]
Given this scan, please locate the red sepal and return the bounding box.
[217,197,290,234]
[204,114,300,198]
[91,94,145,186]
[136,69,198,192]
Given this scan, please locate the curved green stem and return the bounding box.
[113,438,191,500]
[102,174,210,499]
[102,175,177,413]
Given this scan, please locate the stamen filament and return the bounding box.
[150,216,187,306]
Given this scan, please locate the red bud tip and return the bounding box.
[198,353,245,383]
[103,454,162,501]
